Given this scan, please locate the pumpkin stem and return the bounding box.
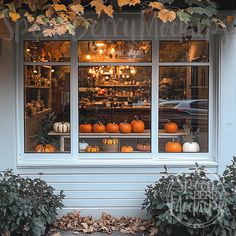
[134,115,139,120]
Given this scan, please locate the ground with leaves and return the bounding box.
[50,212,156,236]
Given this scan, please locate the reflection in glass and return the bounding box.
[24,66,70,153]
[159,66,209,153]
[160,41,209,62]
[24,41,71,62]
[78,66,152,153]
[79,41,152,63]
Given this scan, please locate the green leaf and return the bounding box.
[177,10,191,24]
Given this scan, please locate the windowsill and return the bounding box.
[17,158,219,168]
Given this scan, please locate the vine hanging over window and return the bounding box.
[0,0,232,37]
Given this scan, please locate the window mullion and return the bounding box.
[71,40,79,158]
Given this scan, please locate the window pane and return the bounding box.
[79,41,152,63]
[24,65,71,153]
[78,66,151,153]
[159,41,209,62]
[159,66,209,153]
[24,41,71,62]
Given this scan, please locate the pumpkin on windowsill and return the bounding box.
[34,144,56,153]
[86,146,100,153]
[106,123,119,133]
[79,141,89,152]
[102,138,119,152]
[131,116,145,133]
[164,121,178,133]
[165,141,182,153]
[80,123,92,133]
[93,122,106,133]
[119,120,131,133]
[182,125,200,153]
[121,145,133,153]
[137,143,151,152]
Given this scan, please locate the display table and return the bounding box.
[48,130,186,152]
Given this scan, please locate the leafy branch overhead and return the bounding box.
[0,0,232,37]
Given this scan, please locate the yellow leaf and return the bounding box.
[90,0,114,17]
[117,0,140,7]
[70,4,84,15]
[53,4,67,12]
[9,12,21,22]
[157,9,176,23]
[149,2,164,10]
[24,13,34,23]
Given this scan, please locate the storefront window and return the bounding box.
[159,41,209,153]
[22,39,211,157]
[24,42,71,153]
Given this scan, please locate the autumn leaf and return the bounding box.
[149,2,164,10]
[157,9,176,23]
[9,12,21,22]
[70,4,84,15]
[46,7,54,18]
[53,4,67,12]
[28,23,40,32]
[24,12,34,23]
[117,0,140,7]
[36,16,46,25]
[90,0,114,17]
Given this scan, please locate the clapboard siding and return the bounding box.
[17,166,218,217]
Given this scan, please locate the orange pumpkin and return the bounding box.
[165,142,182,153]
[93,122,105,133]
[119,120,131,133]
[80,123,92,133]
[86,146,100,153]
[121,145,133,153]
[131,116,145,133]
[164,122,178,133]
[106,123,119,133]
[34,144,56,153]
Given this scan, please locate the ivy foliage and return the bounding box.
[0,170,65,236]
[0,0,230,37]
[143,163,236,236]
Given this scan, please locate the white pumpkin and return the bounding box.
[182,142,200,152]
[79,141,89,151]
[53,122,70,133]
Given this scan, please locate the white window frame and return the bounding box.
[16,35,219,167]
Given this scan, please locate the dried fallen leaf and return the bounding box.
[9,12,21,22]
[53,4,67,12]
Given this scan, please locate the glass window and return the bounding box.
[159,66,209,153]
[24,41,71,153]
[78,41,152,153]
[24,41,71,62]
[79,41,152,63]
[159,41,209,63]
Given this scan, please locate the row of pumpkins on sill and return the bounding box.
[34,140,200,153]
[52,119,180,134]
[52,117,146,134]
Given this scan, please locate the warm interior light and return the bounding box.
[96,42,105,47]
[33,70,38,74]
[51,69,55,73]
[130,68,136,75]
[86,54,91,60]
[110,48,115,54]
[99,49,103,55]
[26,48,31,52]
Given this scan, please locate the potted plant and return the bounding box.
[182,125,200,152]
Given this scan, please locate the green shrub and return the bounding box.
[143,164,236,236]
[0,170,65,236]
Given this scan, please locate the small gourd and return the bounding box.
[182,125,200,153]
[53,122,70,133]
